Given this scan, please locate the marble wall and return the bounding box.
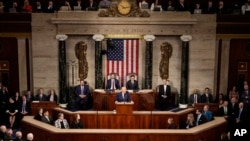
[31,12,217,100]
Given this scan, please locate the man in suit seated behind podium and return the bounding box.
[115,87,132,103]
[126,75,139,91]
[35,88,48,101]
[106,73,120,90]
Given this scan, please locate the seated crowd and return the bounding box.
[1,78,250,140]
[0,0,249,15]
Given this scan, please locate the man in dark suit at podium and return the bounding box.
[126,75,139,91]
[106,73,120,90]
[115,87,132,102]
[158,79,171,110]
[75,80,90,110]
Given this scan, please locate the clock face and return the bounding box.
[117,1,131,15]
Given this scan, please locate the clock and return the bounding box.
[117,0,132,15]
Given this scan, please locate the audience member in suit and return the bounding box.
[98,0,111,9]
[216,1,227,14]
[0,125,7,140]
[70,113,83,129]
[228,97,239,117]
[189,88,201,105]
[86,0,98,11]
[167,117,177,129]
[74,0,85,10]
[54,113,70,129]
[150,0,163,11]
[25,90,34,103]
[200,87,213,103]
[182,113,196,129]
[195,109,208,126]
[203,0,216,14]
[175,0,189,11]
[34,108,43,121]
[47,89,58,103]
[75,80,90,110]
[26,133,34,141]
[158,79,171,110]
[162,0,175,11]
[106,73,120,90]
[202,104,213,121]
[44,1,56,13]
[14,91,22,107]
[19,95,30,119]
[14,131,22,141]
[35,88,48,101]
[41,110,54,125]
[241,84,250,107]
[126,75,139,91]
[115,87,132,102]
[234,102,250,128]
[217,100,230,119]
[0,86,9,125]
[33,1,44,12]
[3,128,14,141]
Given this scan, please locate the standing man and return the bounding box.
[106,73,120,90]
[126,75,139,91]
[158,79,171,110]
[201,87,213,103]
[115,87,132,103]
[75,80,90,110]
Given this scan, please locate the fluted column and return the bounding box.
[179,35,192,104]
[143,35,155,89]
[93,34,105,89]
[56,34,68,104]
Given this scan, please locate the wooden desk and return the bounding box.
[93,89,155,111]
[30,101,59,115]
[52,107,195,129]
[21,116,227,141]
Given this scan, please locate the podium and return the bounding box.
[115,102,134,115]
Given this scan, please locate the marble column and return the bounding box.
[179,35,192,104]
[143,35,155,89]
[93,34,105,89]
[56,34,68,104]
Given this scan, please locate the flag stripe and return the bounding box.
[106,39,139,87]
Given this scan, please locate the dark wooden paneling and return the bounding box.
[228,39,250,92]
[21,116,227,141]
[0,37,19,95]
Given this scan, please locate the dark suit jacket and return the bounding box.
[201,93,213,103]
[75,85,90,102]
[202,111,213,121]
[47,94,58,103]
[115,92,132,102]
[189,94,201,104]
[126,80,139,90]
[35,94,48,101]
[85,1,98,11]
[217,105,230,116]
[235,108,250,126]
[175,2,189,11]
[41,115,54,125]
[196,114,208,125]
[106,79,120,90]
[158,85,171,99]
[228,102,239,118]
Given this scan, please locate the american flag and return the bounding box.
[106,39,139,86]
